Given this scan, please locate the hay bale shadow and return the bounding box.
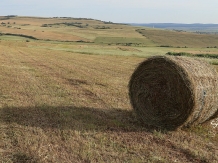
[0,105,156,132]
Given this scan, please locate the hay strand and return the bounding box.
[129,56,218,129]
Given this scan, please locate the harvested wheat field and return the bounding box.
[0,40,217,163]
[0,16,217,163]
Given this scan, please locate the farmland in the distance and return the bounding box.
[0,16,217,162]
[130,23,218,33]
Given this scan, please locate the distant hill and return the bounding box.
[130,23,218,33]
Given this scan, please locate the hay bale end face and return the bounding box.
[129,56,218,129]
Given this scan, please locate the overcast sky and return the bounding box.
[1,0,218,23]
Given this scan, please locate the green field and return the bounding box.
[136,28,218,48]
[94,37,155,46]
[0,16,217,163]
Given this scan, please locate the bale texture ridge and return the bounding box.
[129,56,218,129]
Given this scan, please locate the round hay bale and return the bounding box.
[129,56,218,129]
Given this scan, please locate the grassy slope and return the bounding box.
[137,28,218,48]
[0,16,143,42]
[0,16,217,162]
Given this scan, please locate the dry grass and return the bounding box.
[0,39,217,163]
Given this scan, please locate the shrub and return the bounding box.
[166,52,192,57]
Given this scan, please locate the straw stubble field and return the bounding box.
[0,16,217,162]
[0,40,217,163]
